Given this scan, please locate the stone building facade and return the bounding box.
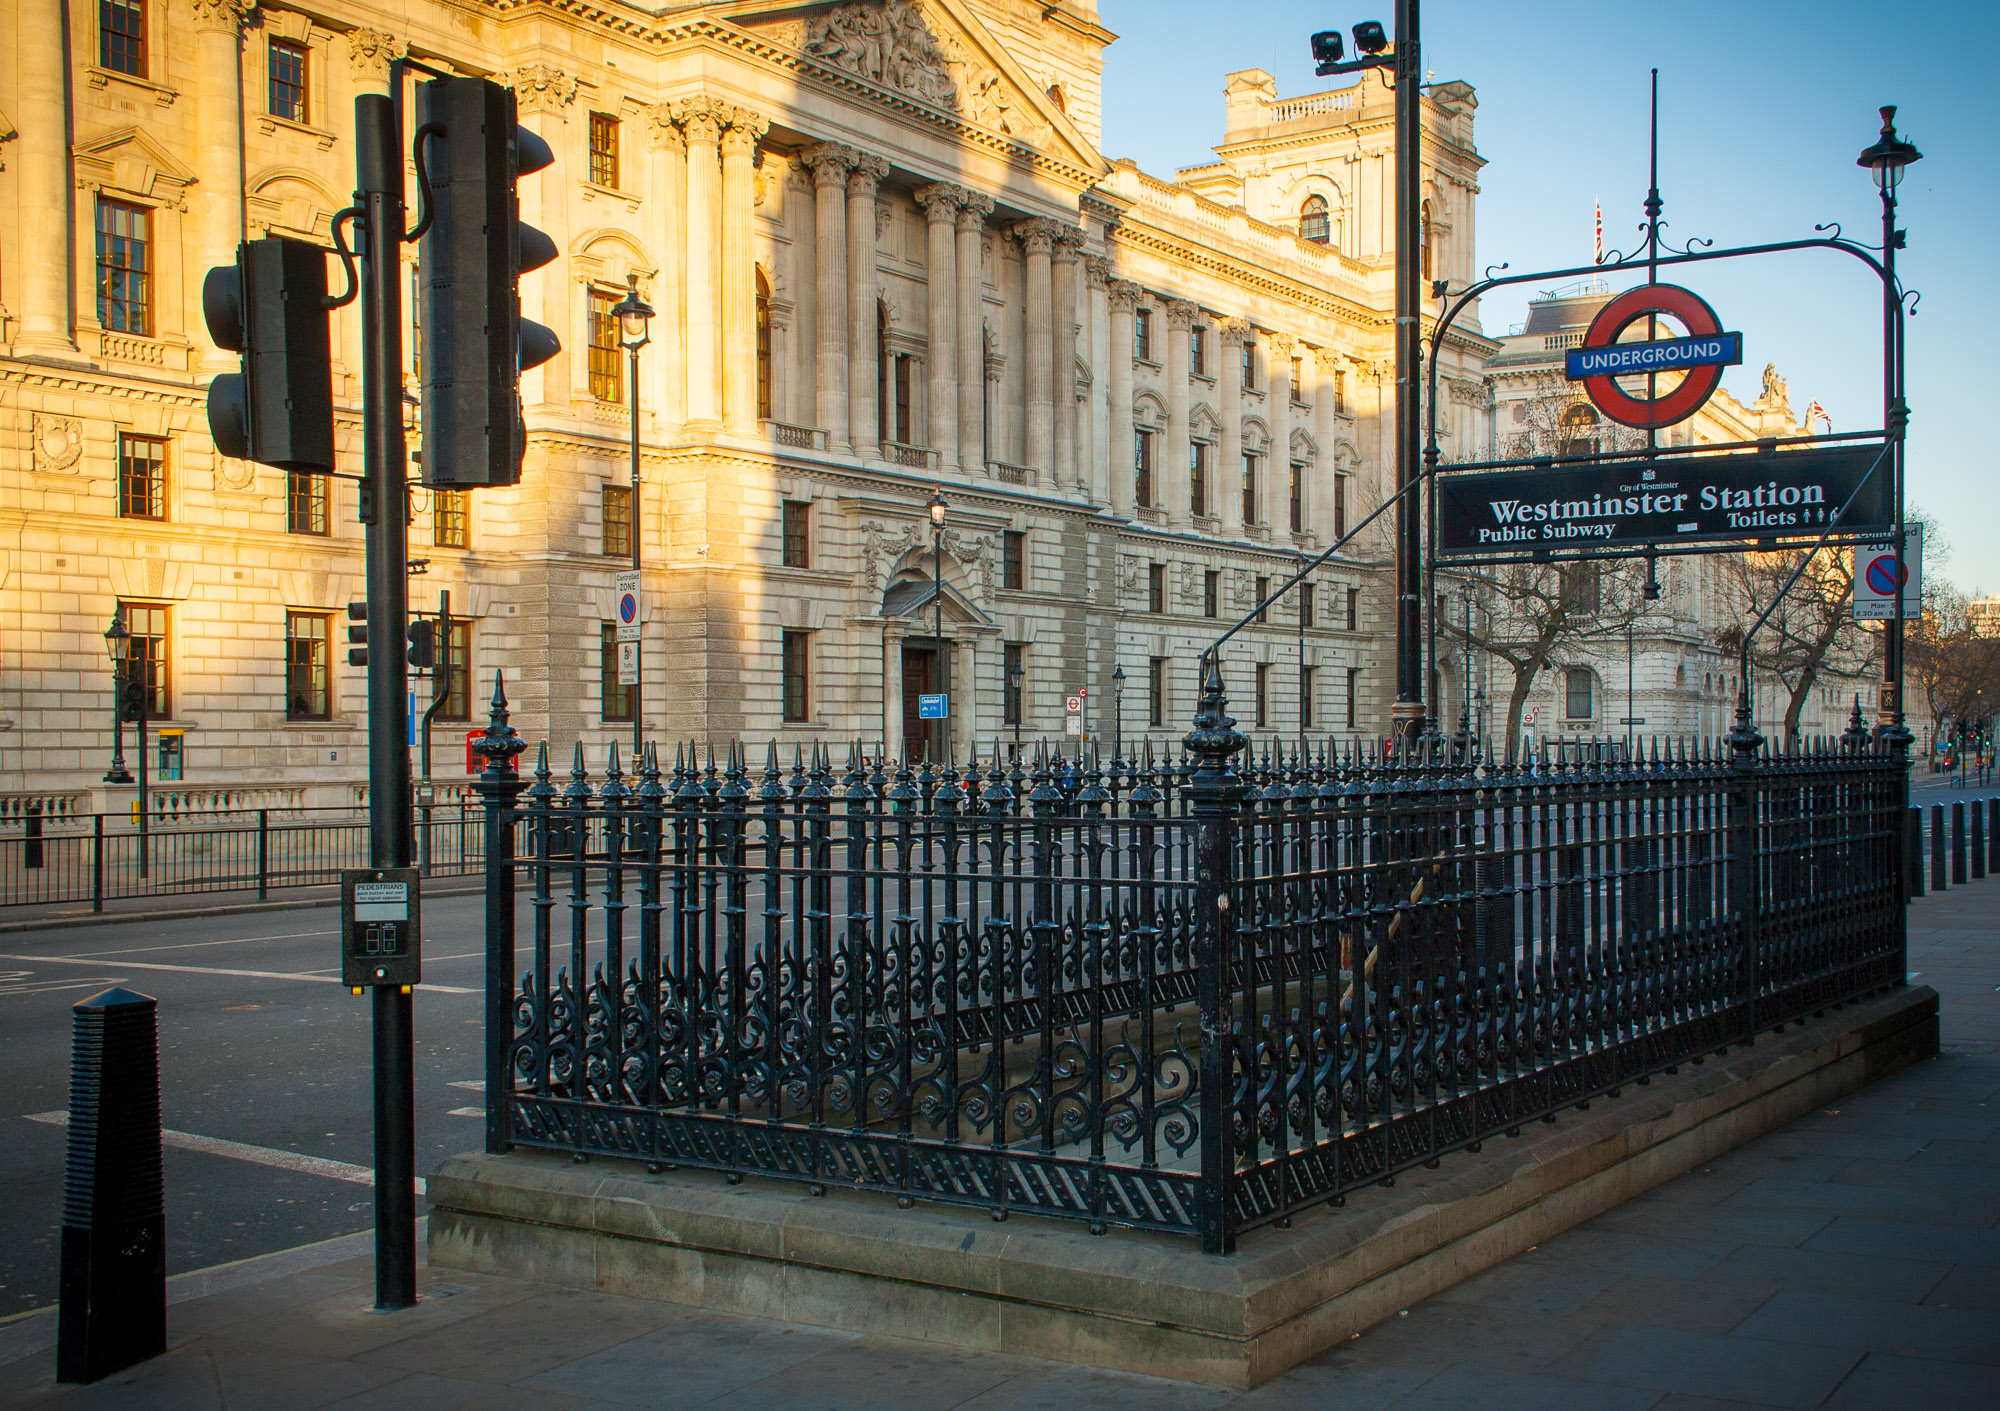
[1451,282,1879,752]
[0,0,1494,811]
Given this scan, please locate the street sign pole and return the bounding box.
[1391,0,1425,750]
[356,92,416,1312]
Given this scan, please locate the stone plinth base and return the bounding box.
[429,985,1939,1389]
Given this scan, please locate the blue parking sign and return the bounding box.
[918,694,947,719]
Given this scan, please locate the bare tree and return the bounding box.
[1714,548,1874,744]
[1908,579,2000,743]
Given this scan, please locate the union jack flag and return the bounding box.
[1594,200,1602,263]
[1807,400,1832,430]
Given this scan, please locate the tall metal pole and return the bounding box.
[135,669,149,880]
[356,91,415,1311]
[934,522,944,762]
[1298,551,1309,759]
[1878,152,1908,745]
[1626,618,1636,755]
[1391,0,1425,751]
[628,339,643,758]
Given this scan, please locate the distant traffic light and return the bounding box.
[406,618,436,671]
[346,601,369,667]
[202,237,336,472]
[418,76,560,489]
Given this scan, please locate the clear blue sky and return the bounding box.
[1101,0,1996,595]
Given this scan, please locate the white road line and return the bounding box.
[0,952,478,995]
[447,1080,484,1091]
[445,1107,484,1118]
[66,930,337,959]
[23,1112,426,1196]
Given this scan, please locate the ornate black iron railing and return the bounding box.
[468,676,1909,1253]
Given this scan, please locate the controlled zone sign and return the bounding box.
[614,570,641,643]
[1438,444,1890,559]
[1567,283,1742,430]
[1852,523,1922,621]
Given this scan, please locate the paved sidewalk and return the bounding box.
[4,885,1993,1411]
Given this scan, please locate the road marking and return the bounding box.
[23,1112,426,1195]
[446,1107,484,1118]
[448,1080,484,1091]
[0,953,477,995]
[66,930,337,959]
[0,971,131,998]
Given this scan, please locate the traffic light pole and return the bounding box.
[355,91,417,1311]
[1391,0,1425,750]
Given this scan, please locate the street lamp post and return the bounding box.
[1112,664,1126,762]
[1297,551,1310,760]
[928,489,948,762]
[103,606,149,878]
[1857,107,1919,746]
[1456,580,1473,759]
[1010,658,1026,761]
[612,276,654,758]
[102,605,133,786]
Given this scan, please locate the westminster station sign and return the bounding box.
[1438,444,1891,558]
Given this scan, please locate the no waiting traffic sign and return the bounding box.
[1852,524,1921,621]
[614,570,641,642]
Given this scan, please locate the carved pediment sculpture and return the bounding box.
[806,0,957,110]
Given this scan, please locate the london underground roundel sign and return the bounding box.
[1573,284,1740,430]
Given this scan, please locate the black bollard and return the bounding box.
[25,801,44,870]
[57,987,165,1384]
[1907,808,1924,899]
[1930,804,1947,893]
[1952,801,1968,886]
[1973,801,1987,881]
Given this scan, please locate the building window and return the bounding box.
[1241,341,1256,390]
[1134,307,1153,362]
[755,268,772,421]
[782,630,811,722]
[1334,472,1348,540]
[1255,663,1270,727]
[1148,563,1166,615]
[1565,667,1595,721]
[893,354,915,444]
[268,39,308,123]
[1203,570,1219,619]
[1289,462,1305,534]
[410,262,423,381]
[1420,199,1435,283]
[1335,368,1348,416]
[1148,657,1167,727]
[588,112,620,189]
[118,433,166,519]
[287,469,327,535]
[1345,667,1359,728]
[1302,666,1318,728]
[99,0,145,76]
[1559,402,1600,458]
[600,625,634,722]
[285,612,331,719]
[1135,428,1155,508]
[1299,194,1330,245]
[433,489,469,548]
[96,199,151,335]
[602,484,632,558]
[1003,643,1025,726]
[781,500,810,568]
[1345,586,1359,631]
[588,287,622,402]
[1242,454,1258,526]
[1190,441,1208,518]
[1190,325,1207,377]
[1561,563,1601,613]
[119,602,170,718]
[1300,583,1315,629]
[1003,531,1025,591]
[1291,356,1305,405]
[440,620,472,720]
[1254,576,1269,624]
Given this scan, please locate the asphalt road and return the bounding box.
[0,893,517,1320]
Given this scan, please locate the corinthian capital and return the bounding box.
[1215,316,1252,347]
[647,104,687,153]
[1265,331,1297,358]
[720,110,768,157]
[1106,279,1144,314]
[1162,299,1200,332]
[505,64,578,117]
[955,191,994,232]
[800,142,857,188]
[192,0,250,34]
[912,182,967,224]
[346,27,404,81]
[1010,218,1059,256]
[1051,224,1085,262]
[845,152,890,196]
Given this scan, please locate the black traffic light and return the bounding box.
[202,236,336,473]
[407,618,435,671]
[346,601,369,667]
[418,76,560,490]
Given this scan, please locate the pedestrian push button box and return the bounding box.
[340,868,422,989]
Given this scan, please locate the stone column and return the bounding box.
[649,109,688,429]
[1217,318,1249,537]
[1052,227,1083,492]
[1268,333,1294,535]
[14,0,77,355]
[955,195,992,473]
[1013,220,1057,477]
[1106,280,1140,518]
[1162,300,1197,529]
[1084,256,1111,504]
[802,144,855,449]
[913,183,964,466]
[1315,348,1342,542]
[192,0,250,373]
[846,154,890,459]
[681,101,723,427]
[720,109,768,433]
